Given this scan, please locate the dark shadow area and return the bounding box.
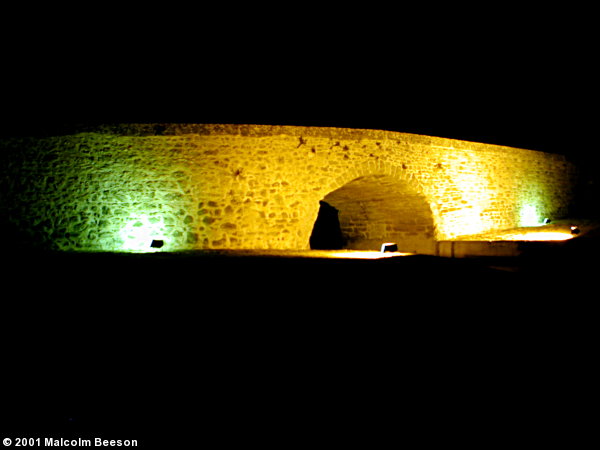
[318,175,436,252]
[2,248,598,447]
[309,201,345,249]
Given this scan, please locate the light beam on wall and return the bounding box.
[446,206,485,237]
[119,214,167,252]
[326,250,413,259]
[519,204,544,227]
[503,231,573,241]
[435,164,490,238]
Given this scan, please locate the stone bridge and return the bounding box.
[0,124,578,253]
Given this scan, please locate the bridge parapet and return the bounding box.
[0,124,577,253]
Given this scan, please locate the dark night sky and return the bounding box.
[2,6,598,165]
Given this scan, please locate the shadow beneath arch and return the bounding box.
[309,201,345,249]
[314,174,436,253]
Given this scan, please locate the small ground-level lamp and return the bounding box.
[151,239,165,248]
[380,242,398,253]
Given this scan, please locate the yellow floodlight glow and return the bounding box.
[502,231,574,241]
[448,207,486,237]
[326,251,413,259]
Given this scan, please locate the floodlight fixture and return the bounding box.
[150,239,165,248]
[380,242,398,253]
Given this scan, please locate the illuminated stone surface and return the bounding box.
[0,124,578,253]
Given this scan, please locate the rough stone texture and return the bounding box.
[0,124,578,253]
[323,175,436,253]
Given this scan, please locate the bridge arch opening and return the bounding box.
[309,174,436,254]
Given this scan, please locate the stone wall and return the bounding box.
[0,124,578,253]
[322,175,436,253]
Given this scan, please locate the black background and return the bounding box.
[2,5,598,165]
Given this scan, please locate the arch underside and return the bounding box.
[315,175,436,254]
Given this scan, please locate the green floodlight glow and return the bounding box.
[119,214,167,252]
[519,204,544,227]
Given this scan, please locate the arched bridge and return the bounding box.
[0,124,577,253]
